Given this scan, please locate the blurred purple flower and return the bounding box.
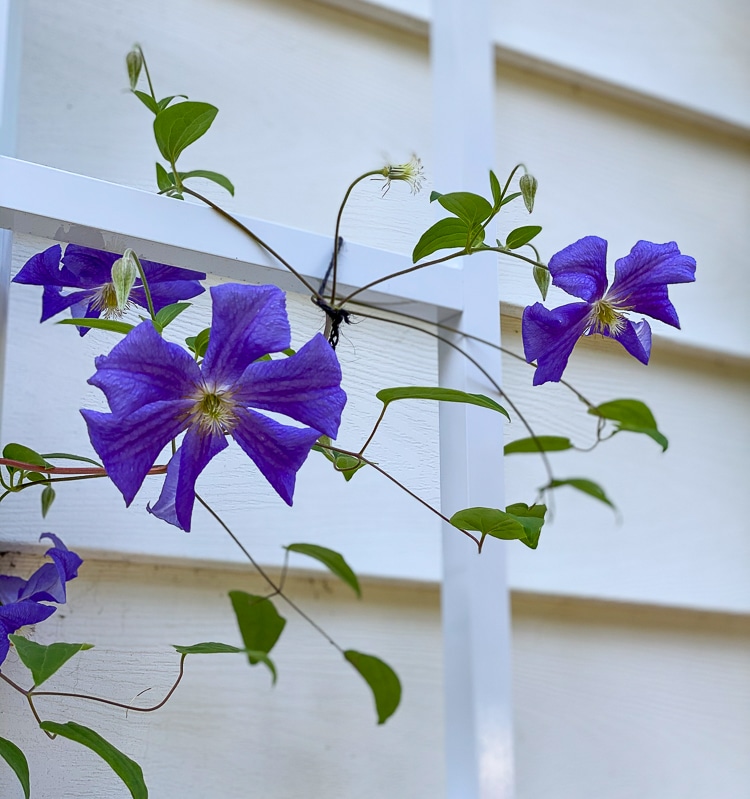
[0,534,82,666]
[81,283,347,532]
[13,243,206,335]
[522,237,696,385]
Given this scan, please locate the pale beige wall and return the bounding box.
[2,0,748,797]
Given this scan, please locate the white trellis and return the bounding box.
[0,0,513,796]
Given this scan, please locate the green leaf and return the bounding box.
[41,452,102,467]
[40,485,55,518]
[9,637,93,687]
[376,386,509,420]
[504,502,547,549]
[2,443,48,470]
[286,543,361,597]
[449,507,527,541]
[178,170,235,196]
[185,327,211,357]
[155,162,174,192]
[588,399,668,451]
[429,190,443,202]
[38,722,147,799]
[499,191,522,207]
[228,592,286,668]
[173,641,244,655]
[533,264,550,300]
[436,192,493,227]
[58,318,134,334]
[412,217,470,263]
[344,650,401,725]
[489,170,502,208]
[133,89,159,115]
[312,437,366,481]
[24,472,46,483]
[505,225,542,250]
[519,173,538,213]
[544,478,615,509]
[0,737,30,799]
[172,642,277,681]
[153,101,218,164]
[504,436,573,455]
[154,302,191,330]
[156,94,188,112]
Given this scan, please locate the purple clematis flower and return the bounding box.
[13,243,206,335]
[0,534,83,667]
[81,283,347,532]
[522,237,696,385]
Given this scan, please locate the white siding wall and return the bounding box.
[1,0,748,796]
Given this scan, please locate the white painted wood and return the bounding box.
[313,0,750,133]
[432,0,513,795]
[0,156,461,318]
[0,0,22,426]
[1,561,747,798]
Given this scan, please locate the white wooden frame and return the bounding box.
[0,0,514,795]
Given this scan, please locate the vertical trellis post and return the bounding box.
[433,0,515,796]
[0,0,21,427]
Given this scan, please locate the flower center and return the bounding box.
[589,299,629,337]
[188,384,238,436]
[90,283,132,319]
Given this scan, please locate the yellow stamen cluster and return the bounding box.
[188,385,238,436]
[90,283,131,319]
[589,299,628,337]
[380,155,424,195]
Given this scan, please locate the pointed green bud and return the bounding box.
[519,173,538,213]
[126,47,143,91]
[111,249,139,311]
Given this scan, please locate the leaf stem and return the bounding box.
[316,443,481,548]
[329,171,384,304]
[194,493,344,653]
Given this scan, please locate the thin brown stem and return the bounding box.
[1,657,187,714]
[194,493,344,653]
[329,171,384,304]
[336,249,469,306]
[348,309,556,487]
[358,403,388,457]
[179,186,321,298]
[317,443,481,549]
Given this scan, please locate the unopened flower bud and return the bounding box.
[111,249,139,311]
[126,47,143,91]
[519,173,538,213]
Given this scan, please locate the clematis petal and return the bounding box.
[608,241,696,328]
[13,245,66,286]
[60,244,118,287]
[87,321,201,416]
[594,317,652,365]
[20,534,83,604]
[230,408,321,505]
[548,236,609,302]
[130,280,205,314]
[234,333,346,438]
[148,427,228,531]
[40,287,92,323]
[201,284,291,385]
[81,399,193,505]
[0,576,26,605]
[0,535,82,606]
[522,301,592,385]
[0,601,57,666]
[138,259,206,285]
